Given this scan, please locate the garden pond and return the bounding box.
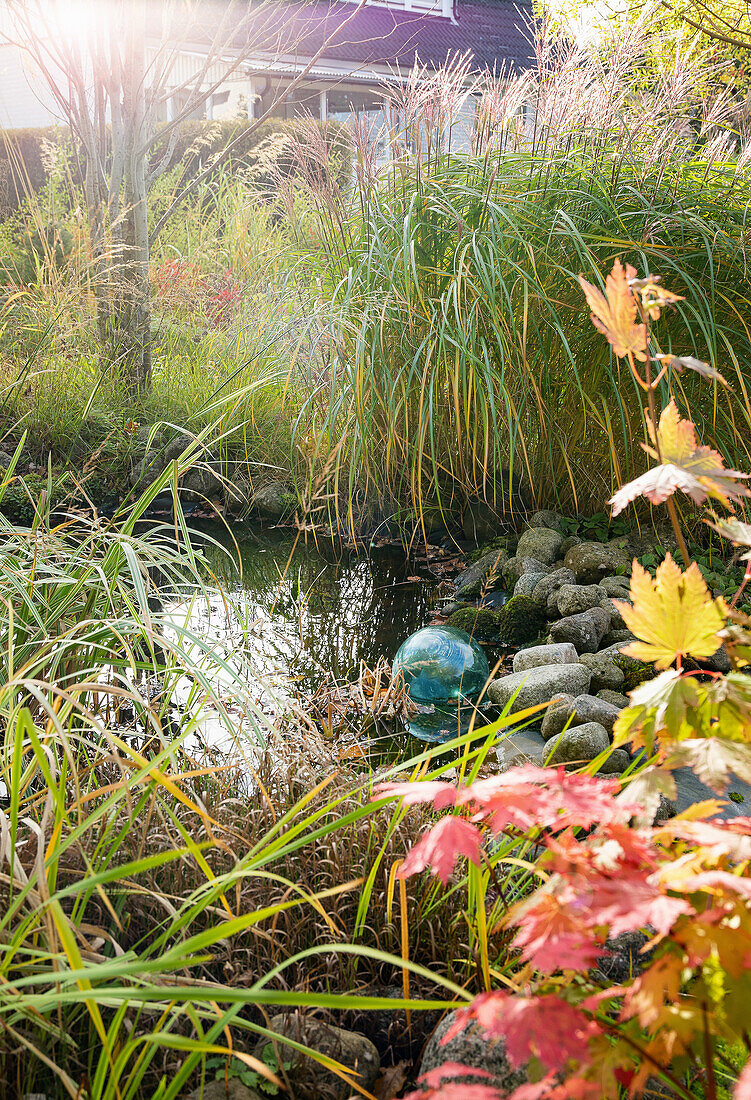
[162,521,502,757]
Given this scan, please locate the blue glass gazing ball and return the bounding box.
[393,625,490,705]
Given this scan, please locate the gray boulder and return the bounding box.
[454,549,509,598]
[601,628,636,649]
[527,509,566,532]
[496,729,547,771]
[598,689,629,708]
[540,693,576,740]
[703,644,732,673]
[420,1010,527,1094]
[545,722,610,766]
[255,1014,379,1100]
[600,575,632,599]
[530,567,576,610]
[488,665,590,710]
[570,693,620,733]
[556,583,607,617]
[549,607,610,654]
[599,748,631,774]
[185,1083,263,1100]
[560,534,583,556]
[578,652,625,693]
[564,541,630,584]
[253,482,297,521]
[513,642,579,673]
[600,596,629,630]
[502,556,551,589]
[516,526,565,565]
[514,572,548,598]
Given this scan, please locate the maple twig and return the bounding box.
[595,1018,698,1100]
[634,303,692,569]
[666,496,692,569]
[702,1004,718,1100]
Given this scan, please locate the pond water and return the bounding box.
[162,522,481,755]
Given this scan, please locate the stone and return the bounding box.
[444,606,500,640]
[184,1083,263,1100]
[549,607,610,654]
[530,567,576,610]
[513,572,548,598]
[601,628,635,649]
[253,482,297,521]
[545,722,610,766]
[577,652,625,693]
[527,509,566,532]
[559,533,582,556]
[600,574,632,599]
[488,665,590,711]
[570,693,620,733]
[502,556,551,589]
[515,526,566,565]
[598,644,655,690]
[595,930,651,983]
[255,1014,379,1100]
[598,748,631,774]
[496,595,546,645]
[540,693,576,740]
[598,689,629,708]
[600,596,629,630]
[703,644,732,673]
[496,728,546,770]
[653,795,678,823]
[555,583,607,617]
[453,549,509,598]
[563,541,630,584]
[513,642,579,673]
[420,1010,527,1094]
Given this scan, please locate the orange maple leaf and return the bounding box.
[609,399,750,514]
[579,258,648,361]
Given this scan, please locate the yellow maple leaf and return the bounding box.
[614,555,727,669]
[579,258,648,361]
[609,399,751,514]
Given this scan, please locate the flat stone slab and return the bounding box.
[488,663,591,710]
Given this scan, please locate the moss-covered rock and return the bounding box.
[496,594,546,645]
[445,606,501,641]
[0,474,63,525]
[613,654,654,691]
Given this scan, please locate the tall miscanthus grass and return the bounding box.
[288,13,751,528]
[0,443,542,1097]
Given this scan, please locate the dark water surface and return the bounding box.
[186,521,440,696]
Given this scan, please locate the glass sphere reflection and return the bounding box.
[393,625,490,705]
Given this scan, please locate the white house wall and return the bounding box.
[0,42,62,128]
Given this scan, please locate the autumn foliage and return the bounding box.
[381,261,751,1100]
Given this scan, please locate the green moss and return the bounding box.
[445,606,501,640]
[728,791,744,804]
[497,594,545,645]
[470,536,514,562]
[613,655,655,691]
[0,475,58,525]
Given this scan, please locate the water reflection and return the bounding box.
[185,522,439,697]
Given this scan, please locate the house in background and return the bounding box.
[0,0,533,137]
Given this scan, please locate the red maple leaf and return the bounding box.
[397,816,482,883]
[455,991,600,1071]
[734,1060,751,1099]
[374,780,459,808]
[511,889,603,972]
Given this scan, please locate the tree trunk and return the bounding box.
[106,1,152,395]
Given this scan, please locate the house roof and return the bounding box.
[214,0,535,78]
